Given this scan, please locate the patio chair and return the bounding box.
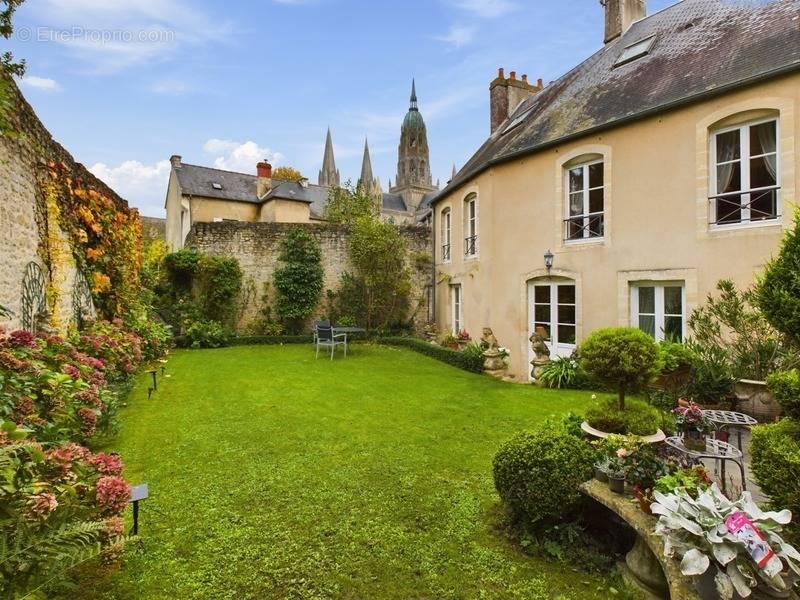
[313,320,330,344]
[315,325,347,360]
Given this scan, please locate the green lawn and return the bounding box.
[75,344,621,599]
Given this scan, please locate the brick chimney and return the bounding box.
[602,0,646,44]
[170,154,182,168]
[489,67,544,134]
[256,161,272,197]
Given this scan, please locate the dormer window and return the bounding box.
[614,35,656,67]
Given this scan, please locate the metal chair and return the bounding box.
[315,325,347,360]
[313,320,330,344]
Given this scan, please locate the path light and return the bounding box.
[544,249,554,272]
[129,483,149,535]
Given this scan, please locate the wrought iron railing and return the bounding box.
[709,186,780,226]
[564,212,604,241]
[441,244,451,261]
[464,235,478,257]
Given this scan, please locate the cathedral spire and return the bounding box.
[358,138,382,199]
[409,78,418,111]
[318,127,340,187]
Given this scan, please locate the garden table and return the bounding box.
[332,327,366,335]
[702,409,758,452]
[664,436,746,494]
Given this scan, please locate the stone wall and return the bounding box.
[0,75,133,332]
[141,216,166,244]
[185,221,434,330]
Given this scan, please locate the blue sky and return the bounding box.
[8,0,673,217]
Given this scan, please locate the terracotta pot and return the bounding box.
[608,475,625,494]
[636,496,653,515]
[716,430,730,443]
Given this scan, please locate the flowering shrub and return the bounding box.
[71,319,143,381]
[0,423,131,597]
[673,401,715,436]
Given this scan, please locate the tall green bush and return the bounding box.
[196,254,242,324]
[758,211,800,344]
[273,228,324,333]
[578,327,661,410]
[767,369,800,421]
[751,419,800,539]
[323,182,378,225]
[492,422,595,528]
[338,216,411,330]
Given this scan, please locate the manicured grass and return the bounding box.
[74,344,621,599]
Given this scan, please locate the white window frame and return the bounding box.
[710,117,780,228]
[451,284,462,334]
[464,194,478,259]
[528,280,577,359]
[564,159,604,242]
[630,282,686,342]
[441,208,451,263]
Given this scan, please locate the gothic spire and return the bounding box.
[359,138,374,188]
[452,163,457,179]
[318,127,340,187]
[409,78,418,111]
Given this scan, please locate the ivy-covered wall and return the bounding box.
[0,74,142,331]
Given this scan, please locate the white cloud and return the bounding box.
[32,0,234,73]
[89,159,172,217]
[450,0,518,18]
[434,24,476,48]
[19,76,61,92]
[203,139,284,172]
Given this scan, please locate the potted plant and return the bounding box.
[607,457,627,494]
[456,329,471,349]
[441,332,459,350]
[652,485,800,599]
[673,402,715,451]
[594,456,610,482]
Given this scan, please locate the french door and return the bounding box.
[528,280,577,362]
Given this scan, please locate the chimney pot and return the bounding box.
[509,70,516,80]
[498,67,504,78]
[537,78,544,88]
[170,154,182,168]
[257,161,272,179]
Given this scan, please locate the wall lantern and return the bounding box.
[544,249,554,272]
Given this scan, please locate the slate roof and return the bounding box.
[441,0,800,199]
[174,162,412,219]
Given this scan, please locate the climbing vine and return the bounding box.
[38,161,142,319]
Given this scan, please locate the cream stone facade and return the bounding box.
[434,71,799,381]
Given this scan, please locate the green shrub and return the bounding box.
[751,419,800,538]
[585,396,662,436]
[757,211,800,344]
[231,335,314,346]
[164,248,200,292]
[685,342,735,405]
[378,337,484,373]
[538,357,587,389]
[658,341,696,373]
[492,422,596,528]
[461,342,484,362]
[336,315,356,327]
[183,319,231,349]
[767,369,800,420]
[579,327,661,410]
[273,228,324,333]
[196,255,243,324]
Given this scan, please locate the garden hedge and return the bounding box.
[377,337,484,373]
[751,419,800,539]
[231,335,315,346]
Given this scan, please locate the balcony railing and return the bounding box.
[709,186,780,226]
[564,212,604,241]
[464,235,478,257]
[441,244,451,262]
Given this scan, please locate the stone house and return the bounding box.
[431,0,799,381]
[165,82,440,250]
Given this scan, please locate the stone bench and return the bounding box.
[580,479,701,600]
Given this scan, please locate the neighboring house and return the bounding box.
[431,0,799,381]
[165,82,440,250]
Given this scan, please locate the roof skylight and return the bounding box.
[614,35,656,67]
[502,107,533,136]
[211,182,223,190]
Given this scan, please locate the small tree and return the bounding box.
[324,182,378,225]
[579,327,662,410]
[273,228,323,333]
[338,215,410,330]
[758,211,800,345]
[271,165,304,182]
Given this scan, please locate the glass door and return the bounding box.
[529,280,577,361]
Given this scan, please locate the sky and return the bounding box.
[7,0,673,217]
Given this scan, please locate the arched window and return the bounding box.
[440,208,451,262]
[464,193,478,258]
[564,155,604,241]
[710,112,779,226]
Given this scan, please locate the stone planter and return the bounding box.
[581,421,666,444]
[734,379,781,422]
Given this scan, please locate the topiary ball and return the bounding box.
[492,423,595,528]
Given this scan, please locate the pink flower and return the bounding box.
[27,493,58,520]
[14,395,35,417]
[62,363,81,380]
[95,476,131,514]
[104,516,125,538]
[616,448,629,458]
[8,330,37,349]
[77,407,97,437]
[90,452,123,476]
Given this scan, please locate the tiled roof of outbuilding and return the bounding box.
[441,0,800,199]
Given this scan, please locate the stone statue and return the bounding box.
[481,327,499,352]
[530,326,551,381]
[481,327,507,378]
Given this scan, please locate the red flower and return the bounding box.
[90,452,123,476]
[7,330,37,349]
[77,407,97,437]
[95,476,131,514]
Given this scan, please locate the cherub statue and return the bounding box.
[529,327,551,362]
[481,327,500,352]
